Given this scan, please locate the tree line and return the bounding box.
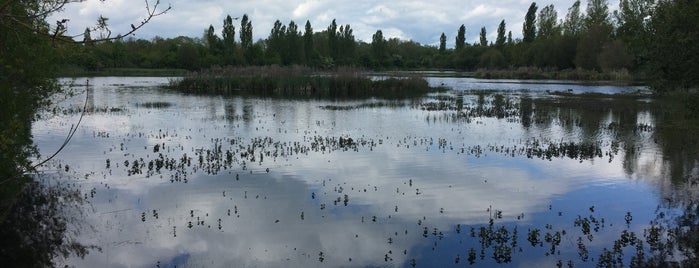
[58,0,698,92]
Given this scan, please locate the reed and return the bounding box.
[474,67,636,82]
[170,65,445,98]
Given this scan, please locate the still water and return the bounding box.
[32,77,697,267]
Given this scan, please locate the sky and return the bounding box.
[50,0,620,47]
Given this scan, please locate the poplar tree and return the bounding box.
[327,19,338,60]
[222,15,236,65]
[439,32,447,52]
[303,20,314,64]
[562,0,584,37]
[371,30,386,66]
[523,2,538,43]
[537,4,559,39]
[495,20,506,47]
[455,24,466,50]
[240,14,253,64]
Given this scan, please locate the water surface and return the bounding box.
[32,76,698,267]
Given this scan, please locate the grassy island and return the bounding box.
[170,66,446,98]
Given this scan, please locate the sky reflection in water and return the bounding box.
[32,77,681,267]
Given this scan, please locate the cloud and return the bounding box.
[51,0,621,45]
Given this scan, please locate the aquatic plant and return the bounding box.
[169,65,445,99]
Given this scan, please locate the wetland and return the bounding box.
[21,76,699,267]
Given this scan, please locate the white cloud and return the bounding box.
[51,0,623,45]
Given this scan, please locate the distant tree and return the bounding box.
[285,20,302,65]
[523,2,538,43]
[585,0,612,30]
[575,0,613,71]
[372,30,387,66]
[614,0,654,68]
[204,25,221,64]
[240,14,253,64]
[479,49,506,69]
[507,31,513,44]
[575,25,608,70]
[83,27,92,44]
[222,15,236,65]
[562,0,584,37]
[267,20,286,64]
[455,24,466,50]
[303,20,315,65]
[537,4,559,39]
[327,19,339,60]
[495,20,506,47]
[439,32,447,52]
[598,39,633,71]
[337,24,356,65]
[204,25,220,50]
[479,27,488,46]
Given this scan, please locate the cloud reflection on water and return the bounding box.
[33,77,677,267]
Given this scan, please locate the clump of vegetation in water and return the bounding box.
[169,65,446,99]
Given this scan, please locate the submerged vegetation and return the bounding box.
[5,77,699,266]
[170,66,446,98]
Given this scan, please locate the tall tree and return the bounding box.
[240,14,253,64]
[267,20,286,64]
[507,31,513,44]
[576,0,613,71]
[562,0,584,37]
[327,19,339,60]
[614,0,654,67]
[455,24,466,50]
[537,4,559,39]
[222,15,236,65]
[439,32,447,52]
[337,24,355,65]
[495,20,506,47]
[204,25,220,50]
[585,0,612,29]
[303,20,314,64]
[523,2,538,43]
[479,27,488,46]
[646,0,699,92]
[285,20,302,65]
[371,30,387,66]
[83,27,92,44]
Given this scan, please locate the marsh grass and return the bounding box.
[170,65,446,99]
[475,67,635,82]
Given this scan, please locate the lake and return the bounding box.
[29,76,698,267]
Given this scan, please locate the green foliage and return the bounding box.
[456,25,466,50]
[171,66,444,99]
[240,14,253,64]
[646,0,699,92]
[523,2,538,43]
[495,20,506,48]
[1,0,60,185]
[371,30,387,67]
[479,49,506,69]
[585,0,612,30]
[537,4,559,40]
[222,15,237,65]
[439,33,447,52]
[479,27,488,46]
[563,0,584,37]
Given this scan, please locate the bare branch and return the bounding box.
[5,0,171,44]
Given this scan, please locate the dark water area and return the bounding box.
[22,77,698,267]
